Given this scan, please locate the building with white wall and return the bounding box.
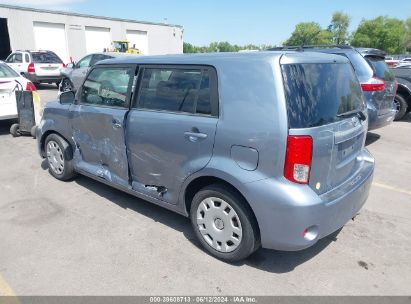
[0,4,184,62]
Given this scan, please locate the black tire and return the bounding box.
[44,133,76,181]
[190,184,260,262]
[60,78,73,92]
[31,126,37,139]
[394,94,408,121]
[10,123,20,137]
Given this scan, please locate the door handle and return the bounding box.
[112,119,122,129]
[184,130,208,142]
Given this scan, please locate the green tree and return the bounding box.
[351,16,406,54]
[329,11,351,44]
[284,22,332,46]
[183,42,196,53]
[404,17,411,52]
[183,42,274,53]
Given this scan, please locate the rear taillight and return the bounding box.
[62,63,67,68]
[28,63,35,73]
[360,77,385,91]
[284,135,313,184]
[26,82,37,91]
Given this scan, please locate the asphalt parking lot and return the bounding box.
[0,85,410,296]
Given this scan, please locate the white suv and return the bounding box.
[6,50,65,87]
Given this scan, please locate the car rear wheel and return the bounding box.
[190,184,260,262]
[394,94,407,121]
[45,133,76,181]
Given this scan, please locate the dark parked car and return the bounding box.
[37,52,374,262]
[391,66,411,120]
[270,46,397,131]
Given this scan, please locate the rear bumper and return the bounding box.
[367,107,395,131]
[0,114,18,120]
[244,149,374,251]
[25,74,62,84]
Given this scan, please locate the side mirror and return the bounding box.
[59,91,75,105]
[66,63,75,69]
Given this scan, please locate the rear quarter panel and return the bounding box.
[38,102,73,156]
[178,55,289,216]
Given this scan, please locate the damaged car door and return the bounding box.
[126,66,218,204]
[70,65,136,188]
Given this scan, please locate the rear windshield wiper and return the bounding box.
[337,110,366,121]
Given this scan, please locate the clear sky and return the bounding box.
[2,0,411,46]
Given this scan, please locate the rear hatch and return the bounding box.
[31,52,64,77]
[281,54,367,195]
[362,55,396,116]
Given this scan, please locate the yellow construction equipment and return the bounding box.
[107,40,141,54]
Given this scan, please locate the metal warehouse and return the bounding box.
[0,4,183,63]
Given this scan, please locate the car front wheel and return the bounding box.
[45,133,76,181]
[60,78,73,92]
[190,184,260,262]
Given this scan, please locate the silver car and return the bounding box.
[37,52,375,262]
[59,52,133,93]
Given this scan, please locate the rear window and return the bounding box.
[346,52,374,81]
[31,52,63,64]
[282,63,364,128]
[365,56,395,81]
[0,63,19,78]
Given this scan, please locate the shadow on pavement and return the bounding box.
[401,112,411,122]
[36,168,337,274]
[0,119,16,136]
[365,132,381,146]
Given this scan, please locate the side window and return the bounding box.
[6,54,14,63]
[137,67,214,115]
[25,54,30,63]
[14,53,22,63]
[80,67,132,107]
[76,55,92,69]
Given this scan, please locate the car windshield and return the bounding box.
[31,52,63,64]
[0,63,19,78]
[282,63,364,128]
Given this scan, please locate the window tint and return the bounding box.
[0,63,19,78]
[25,54,30,63]
[365,56,395,81]
[282,63,364,128]
[31,52,63,64]
[137,68,213,115]
[76,55,92,68]
[80,67,132,107]
[91,54,113,65]
[14,53,22,63]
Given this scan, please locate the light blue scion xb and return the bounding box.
[37,52,375,262]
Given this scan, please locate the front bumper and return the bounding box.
[244,149,375,251]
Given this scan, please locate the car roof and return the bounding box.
[91,52,136,57]
[97,51,349,66]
